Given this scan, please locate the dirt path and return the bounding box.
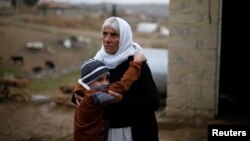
[0,101,74,141]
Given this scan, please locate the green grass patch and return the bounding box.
[30,70,80,94]
[0,67,23,77]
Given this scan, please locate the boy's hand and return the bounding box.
[134,51,146,63]
[108,90,123,103]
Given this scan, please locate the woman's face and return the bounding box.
[102,26,120,54]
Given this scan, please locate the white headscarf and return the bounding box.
[94,17,142,69]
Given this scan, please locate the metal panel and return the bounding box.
[144,48,168,107]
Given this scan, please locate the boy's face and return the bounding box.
[90,74,110,87]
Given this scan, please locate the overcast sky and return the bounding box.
[52,0,169,5]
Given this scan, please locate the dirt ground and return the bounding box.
[0,100,74,141]
[0,99,209,141]
[1,99,250,141]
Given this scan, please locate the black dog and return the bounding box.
[10,55,24,65]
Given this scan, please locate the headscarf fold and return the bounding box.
[94,17,142,69]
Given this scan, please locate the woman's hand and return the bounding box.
[108,90,123,103]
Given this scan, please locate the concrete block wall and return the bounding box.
[159,0,221,125]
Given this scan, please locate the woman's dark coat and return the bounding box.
[104,56,160,141]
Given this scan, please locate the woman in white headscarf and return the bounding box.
[94,17,160,141]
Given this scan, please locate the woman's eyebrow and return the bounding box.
[111,32,119,36]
